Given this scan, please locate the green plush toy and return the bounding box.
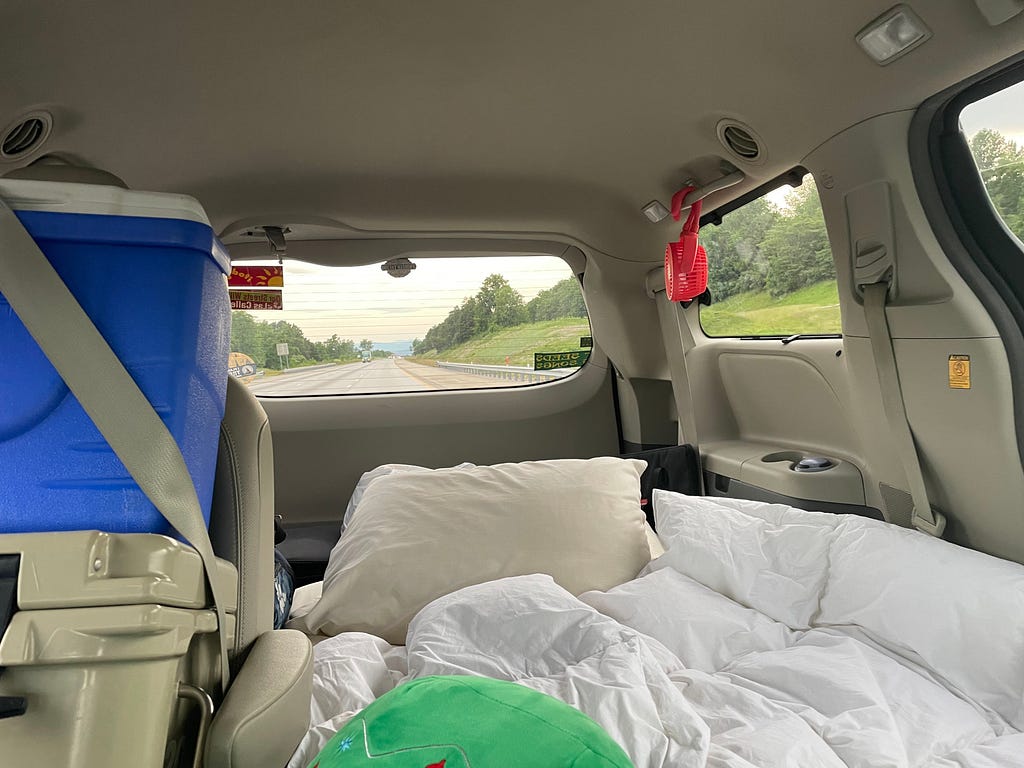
[308,675,634,768]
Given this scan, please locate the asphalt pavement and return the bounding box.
[245,358,501,396]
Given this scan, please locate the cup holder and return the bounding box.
[762,451,804,464]
[762,451,837,473]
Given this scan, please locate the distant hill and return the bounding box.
[372,340,415,356]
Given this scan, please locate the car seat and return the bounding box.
[204,376,313,768]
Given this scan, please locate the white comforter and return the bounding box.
[288,570,1022,768]
[288,494,1024,767]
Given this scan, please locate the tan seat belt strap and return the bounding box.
[0,199,231,694]
[862,282,946,537]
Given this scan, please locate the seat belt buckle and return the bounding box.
[913,508,947,538]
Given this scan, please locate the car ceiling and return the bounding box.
[2,1,1022,261]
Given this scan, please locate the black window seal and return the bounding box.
[700,166,809,228]
[909,50,1024,469]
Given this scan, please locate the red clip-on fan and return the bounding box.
[664,186,709,302]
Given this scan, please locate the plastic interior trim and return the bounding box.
[910,50,1024,470]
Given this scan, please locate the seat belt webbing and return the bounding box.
[655,292,706,495]
[862,282,946,537]
[0,199,231,693]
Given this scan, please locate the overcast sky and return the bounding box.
[960,79,1024,146]
[236,84,1024,344]
[237,255,574,343]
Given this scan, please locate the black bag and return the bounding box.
[621,444,700,530]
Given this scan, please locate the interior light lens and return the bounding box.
[856,5,931,65]
[642,200,670,223]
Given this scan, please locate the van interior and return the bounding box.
[2,2,1024,767]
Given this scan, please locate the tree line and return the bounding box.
[703,180,833,301]
[970,128,1024,237]
[411,274,586,355]
[231,311,377,369]
[704,128,1023,303]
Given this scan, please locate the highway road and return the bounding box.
[246,358,504,396]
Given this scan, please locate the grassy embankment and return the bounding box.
[411,317,591,367]
[700,280,841,337]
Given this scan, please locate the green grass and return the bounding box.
[409,282,839,362]
[700,281,841,337]
[414,317,591,367]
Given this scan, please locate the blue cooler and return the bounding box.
[0,180,231,536]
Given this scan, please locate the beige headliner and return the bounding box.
[2,1,1022,260]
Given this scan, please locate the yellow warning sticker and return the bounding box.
[948,355,971,389]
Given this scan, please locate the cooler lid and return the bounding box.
[0,178,211,226]
[0,531,237,613]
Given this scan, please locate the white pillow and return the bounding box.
[648,490,838,628]
[330,462,663,587]
[340,462,476,533]
[294,457,651,643]
[324,462,476,589]
[819,515,1024,729]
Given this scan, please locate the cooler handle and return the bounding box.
[178,683,214,768]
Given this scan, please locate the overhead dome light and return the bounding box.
[641,200,670,223]
[856,5,931,65]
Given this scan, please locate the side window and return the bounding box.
[960,80,1024,241]
[229,255,592,396]
[699,174,840,338]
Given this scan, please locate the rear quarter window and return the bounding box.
[228,256,592,396]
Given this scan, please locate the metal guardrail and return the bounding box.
[435,361,577,383]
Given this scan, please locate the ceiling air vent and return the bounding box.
[1,112,53,160]
[716,120,765,164]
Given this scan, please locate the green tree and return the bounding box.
[762,182,835,297]
[526,277,587,321]
[701,198,778,301]
[230,312,265,360]
[359,339,374,352]
[261,320,314,367]
[231,313,327,369]
[970,129,1024,238]
[321,334,356,360]
[970,129,1023,170]
[477,274,527,330]
[415,274,528,355]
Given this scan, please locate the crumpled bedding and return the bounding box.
[287,494,1024,768]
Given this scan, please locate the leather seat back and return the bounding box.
[209,376,276,661]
